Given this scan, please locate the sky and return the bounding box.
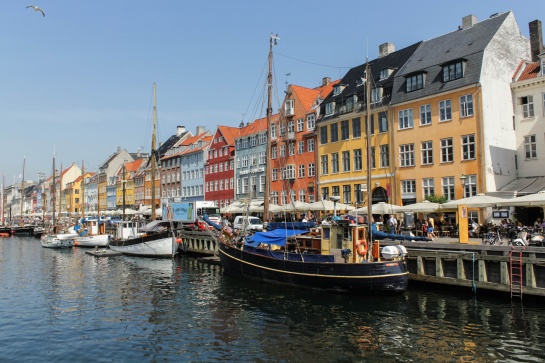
[0,0,543,186]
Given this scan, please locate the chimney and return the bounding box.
[196,126,205,135]
[176,125,186,136]
[530,20,544,62]
[462,15,477,30]
[378,42,395,58]
[117,146,121,154]
[322,77,331,86]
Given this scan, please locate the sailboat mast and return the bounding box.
[81,160,85,220]
[59,163,63,223]
[52,156,56,227]
[263,33,278,223]
[1,173,4,226]
[20,157,25,225]
[151,82,157,221]
[365,60,373,258]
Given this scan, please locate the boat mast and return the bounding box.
[52,155,56,228]
[1,173,4,226]
[81,160,85,220]
[59,163,62,223]
[151,82,157,221]
[20,157,25,226]
[365,60,373,259]
[263,33,278,223]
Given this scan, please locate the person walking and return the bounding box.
[389,215,398,234]
[427,217,437,240]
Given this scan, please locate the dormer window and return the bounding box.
[371,87,383,103]
[442,60,466,82]
[379,68,392,80]
[405,73,425,92]
[325,102,335,116]
[333,84,345,96]
[285,99,294,116]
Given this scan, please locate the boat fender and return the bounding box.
[356,240,368,256]
[176,238,182,243]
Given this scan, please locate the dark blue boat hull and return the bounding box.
[218,242,408,295]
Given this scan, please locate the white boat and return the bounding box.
[73,218,111,247]
[108,220,180,257]
[41,234,74,248]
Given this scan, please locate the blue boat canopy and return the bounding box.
[245,229,309,247]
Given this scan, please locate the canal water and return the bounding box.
[1,237,544,362]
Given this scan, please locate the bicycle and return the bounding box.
[483,228,509,245]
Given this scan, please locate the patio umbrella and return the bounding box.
[307,200,354,212]
[440,193,505,209]
[495,191,545,207]
[371,202,403,214]
[268,204,283,213]
[398,200,441,213]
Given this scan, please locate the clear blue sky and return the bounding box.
[0,0,543,185]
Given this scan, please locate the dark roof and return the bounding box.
[391,12,510,105]
[318,41,422,122]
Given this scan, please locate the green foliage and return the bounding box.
[425,195,448,204]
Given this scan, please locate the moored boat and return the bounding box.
[41,234,74,248]
[73,218,111,247]
[108,219,181,257]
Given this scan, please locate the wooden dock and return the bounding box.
[197,256,222,266]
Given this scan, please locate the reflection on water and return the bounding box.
[0,236,544,362]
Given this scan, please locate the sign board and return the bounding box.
[361,183,367,192]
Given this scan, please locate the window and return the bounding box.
[307,114,315,130]
[371,87,383,103]
[288,120,295,133]
[398,109,413,129]
[352,118,361,138]
[332,186,340,196]
[308,163,315,177]
[380,145,389,168]
[325,102,335,115]
[461,134,475,160]
[463,174,477,198]
[342,151,350,172]
[321,187,329,201]
[370,147,376,169]
[440,138,454,163]
[460,94,474,117]
[307,139,314,152]
[522,96,535,118]
[378,112,388,133]
[330,123,339,142]
[354,184,363,204]
[259,132,267,144]
[281,190,287,204]
[524,135,537,159]
[272,168,278,181]
[271,146,277,159]
[442,61,464,82]
[379,68,391,80]
[343,185,351,204]
[333,85,341,95]
[320,126,328,144]
[401,180,416,195]
[285,99,294,115]
[399,144,415,167]
[422,178,434,198]
[297,118,304,132]
[406,73,424,92]
[331,153,339,173]
[280,145,286,157]
[353,149,362,170]
[439,100,452,121]
[271,124,277,139]
[421,141,433,165]
[259,151,266,164]
[321,155,328,175]
[282,165,296,180]
[271,191,278,205]
[288,143,295,156]
[420,104,432,125]
[298,164,305,178]
[442,177,455,200]
[250,135,257,147]
[299,189,306,202]
[298,141,305,154]
[341,120,349,140]
[280,122,286,135]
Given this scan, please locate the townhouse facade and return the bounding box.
[204,125,238,208]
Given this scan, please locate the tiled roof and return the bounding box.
[217,125,239,146]
[291,80,340,113]
[125,159,143,172]
[235,114,277,139]
[515,62,541,81]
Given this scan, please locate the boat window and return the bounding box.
[322,227,330,239]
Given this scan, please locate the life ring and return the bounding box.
[356,240,368,256]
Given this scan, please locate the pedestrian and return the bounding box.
[427,217,437,240]
[388,214,398,234]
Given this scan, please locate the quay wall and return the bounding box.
[401,242,545,298]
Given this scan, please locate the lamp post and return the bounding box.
[460,174,467,198]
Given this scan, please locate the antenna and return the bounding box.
[285,72,291,91]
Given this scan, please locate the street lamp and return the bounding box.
[460,174,467,198]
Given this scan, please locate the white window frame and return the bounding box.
[399,144,415,167]
[421,141,433,165]
[460,94,474,117]
[461,134,475,160]
[398,109,413,129]
[422,178,434,198]
[524,135,537,159]
[440,138,454,163]
[420,104,431,125]
[439,100,452,121]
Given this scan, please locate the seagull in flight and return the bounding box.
[26,5,45,17]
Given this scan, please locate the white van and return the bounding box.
[233,216,263,231]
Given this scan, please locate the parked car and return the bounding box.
[233,216,263,231]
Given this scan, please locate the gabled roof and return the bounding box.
[235,115,277,139]
[216,125,240,146]
[391,12,512,104]
[180,135,213,155]
[291,80,340,113]
[513,61,541,82]
[125,159,143,173]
